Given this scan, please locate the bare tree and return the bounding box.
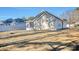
[60,10,72,29]
[60,8,79,29]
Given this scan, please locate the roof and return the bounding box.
[33,11,61,21]
[26,17,35,22]
[26,11,62,22]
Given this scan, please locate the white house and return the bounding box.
[26,11,67,31]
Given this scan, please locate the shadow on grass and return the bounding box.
[16,40,79,51]
[0,31,67,48]
[0,30,79,51]
[0,40,78,51]
[0,29,67,39]
[0,30,55,39]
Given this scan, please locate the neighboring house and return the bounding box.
[26,11,67,31]
[67,22,79,28]
[66,20,79,28]
[0,21,5,32]
[0,21,26,32]
[11,21,26,30]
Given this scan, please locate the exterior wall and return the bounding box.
[34,20,41,30]
[47,16,56,30]
[0,24,6,32]
[26,22,33,30]
[54,19,62,30]
[54,19,68,30]
[33,15,49,30]
[0,22,26,32]
[0,24,14,32]
[15,22,26,30]
[33,14,56,30]
[41,15,49,30]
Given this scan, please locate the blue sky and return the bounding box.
[0,7,76,20]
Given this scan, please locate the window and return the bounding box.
[30,22,34,27]
[26,23,30,28]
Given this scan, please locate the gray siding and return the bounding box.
[0,22,26,32]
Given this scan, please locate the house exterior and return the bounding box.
[12,21,26,30]
[26,11,67,31]
[0,21,26,32]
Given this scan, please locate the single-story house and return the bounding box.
[26,11,67,31]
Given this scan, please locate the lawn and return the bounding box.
[0,29,79,51]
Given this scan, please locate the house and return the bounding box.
[0,21,5,32]
[26,11,67,31]
[0,20,26,32]
[11,21,26,30]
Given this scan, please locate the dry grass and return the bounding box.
[0,29,79,51]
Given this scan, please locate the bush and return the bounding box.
[75,24,79,29]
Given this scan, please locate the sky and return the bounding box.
[0,7,76,20]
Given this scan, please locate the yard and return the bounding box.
[0,29,79,51]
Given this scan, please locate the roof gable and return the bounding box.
[33,11,61,21]
[26,11,62,22]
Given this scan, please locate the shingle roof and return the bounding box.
[26,11,62,22]
[35,11,61,19]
